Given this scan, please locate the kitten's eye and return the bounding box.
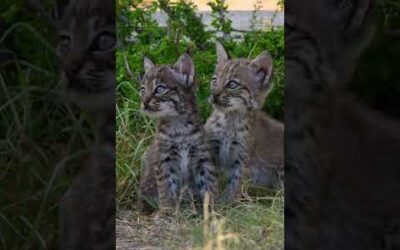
[58,35,71,55]
[93,31,115,52]
[226,80,239,89]
[140,87,146,96]
[211,75,217,86]
[154,85,166,94]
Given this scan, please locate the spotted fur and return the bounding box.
[137,54,218,215]
[205,42,284,203]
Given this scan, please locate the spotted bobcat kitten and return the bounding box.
[205,42,284,203]
[137,53,217,215]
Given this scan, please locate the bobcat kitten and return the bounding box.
[137,53,217,215]
[205,42,284,203]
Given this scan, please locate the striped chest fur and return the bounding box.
[206,111,249,170]
[156,119,202,186]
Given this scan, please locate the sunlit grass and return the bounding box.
[116,191,283,249]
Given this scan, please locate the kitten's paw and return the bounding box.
[137,197,157,216]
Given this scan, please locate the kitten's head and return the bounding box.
[140,53,196,118]
[56,0,115,111]
[210,42,273,112]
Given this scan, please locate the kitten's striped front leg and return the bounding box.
[196,155,218,207]
[221,141,247,203]
[156,149,180,215]
[208,138,221,166]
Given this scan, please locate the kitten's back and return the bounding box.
[248,111,284,187]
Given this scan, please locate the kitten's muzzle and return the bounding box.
[142,99,156,112]
[211,94,221,104]
[143,103,152,111]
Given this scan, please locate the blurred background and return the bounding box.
[0,0,101,248]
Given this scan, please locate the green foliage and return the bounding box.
[350,1,400,118]
[378,0,400,27]
[117,0,162,47]
[117,2,284,121]
[249,0,263,32]
[158,0,211,50]
[207,0,233,39]
[276,0,284,12]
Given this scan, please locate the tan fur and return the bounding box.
[247,111,284,187]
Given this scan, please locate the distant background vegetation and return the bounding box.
[350,0,400,119]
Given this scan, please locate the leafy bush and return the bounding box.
[208,0,233,39]
[117,1,284,122]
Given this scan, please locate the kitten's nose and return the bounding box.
[142,98,151,110]
[212,94,220,103]
[65,64,83,82]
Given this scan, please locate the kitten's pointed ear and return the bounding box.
[216,41,229,65]
[251,51,273,88]
[174,53,195,88]
[144,56,155,74]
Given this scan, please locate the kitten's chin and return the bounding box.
[213,103,249,113]
[142,109,178,119]
[62,74,115,113]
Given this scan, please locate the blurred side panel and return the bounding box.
[285,0,400,249]
[0,0,116,249]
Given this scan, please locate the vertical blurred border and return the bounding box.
[285,0,400,249]
[0,0,116,249]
